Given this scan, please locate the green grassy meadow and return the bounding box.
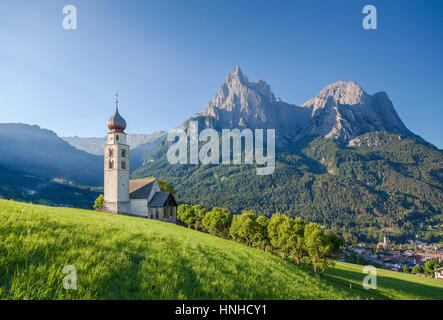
[0,199,442,300]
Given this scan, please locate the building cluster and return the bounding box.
[343,235,443,279]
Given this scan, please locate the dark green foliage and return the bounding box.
[132,132,443,242]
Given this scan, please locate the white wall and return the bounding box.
[130,199,148,217]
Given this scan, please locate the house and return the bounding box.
[102,94,178,222]
[434,267,443,280]
[129,178,178,221]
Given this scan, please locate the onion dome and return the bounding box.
[107,93,126,132]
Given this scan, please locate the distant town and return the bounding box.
[342,235,443,279]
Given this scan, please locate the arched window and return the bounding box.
[116,135,119,141]
[121,149,126,157]
[108,148,113,157]
[121,160,126,169]
[108,160,113,169]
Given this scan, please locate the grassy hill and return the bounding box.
[0,200,442,300]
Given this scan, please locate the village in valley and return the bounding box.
[343,235,443,279]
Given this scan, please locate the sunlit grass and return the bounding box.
[0,200,442,300]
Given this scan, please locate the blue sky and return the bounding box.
[0,0,442,147]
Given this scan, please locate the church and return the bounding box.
[102,95,178,222]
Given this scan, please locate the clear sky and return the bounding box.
[0,0,442,148]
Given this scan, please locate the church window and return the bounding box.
[121,149,126,157]
[116,135,119,141]
[109,148,113,157]
[121,160,126,169]
[109,160,113,169]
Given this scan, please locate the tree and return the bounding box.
[194,206,208,231]
[93,194,104,209]
[424,259,441,274]
[177,205,207,230]
[268,213,292,260]
[177,204,191,228]
[348,251,357,264]
[412,265,424,274]
[202,207,232,238]
[229,211,259,246]
[288,217,306,266]
[403,264,411,274]
[304,222,343,274]
[177,204,194,228]
[157,178,176,196]
[255,216,270,251]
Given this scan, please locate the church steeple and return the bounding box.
[103,91,130,214]
[107,91,127,132]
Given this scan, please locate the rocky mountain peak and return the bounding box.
[184,67,414,145]
[318,81,368,105]
[302,80,370,113]
[201,66,277,120]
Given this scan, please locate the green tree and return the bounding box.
[348,251,357,264]
[202,207,232,238]
[268,213,292,260]
[424,259,441,274]
[177,204,208,230]
[177,204,194,228]
[304,222,343,274]
[157,178,176,196]
[403,264,411,274]
[255,215,270,251]
[93,194,104,209]
[288,217,306,266]
[229,211,259,246]
[412,265,424,274]
[194,206,208,231]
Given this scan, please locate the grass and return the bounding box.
[0,199,442,300]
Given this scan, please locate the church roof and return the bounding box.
[129,178,156,199]
[148,192,178,207]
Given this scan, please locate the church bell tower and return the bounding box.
[103,92,130,214]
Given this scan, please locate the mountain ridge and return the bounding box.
[62,66,423,154]
[177,66,417,147]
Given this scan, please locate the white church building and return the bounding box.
[102,95,177,222]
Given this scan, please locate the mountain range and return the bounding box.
[1,66,442,241]
[179,66,414,145]
[131,66,442,242]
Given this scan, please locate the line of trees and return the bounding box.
[177,205,344,275]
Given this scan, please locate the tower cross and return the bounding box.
[115,90,119,111]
